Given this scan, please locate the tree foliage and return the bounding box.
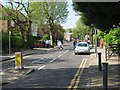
[54,23,65,41]
[30,2,68,45]
[72,18,90,40]
[1,0,34,48]
[104,28,120,45]
[72,2,120,33]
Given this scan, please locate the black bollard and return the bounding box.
[98,52,102,71]
[102,62,108,90]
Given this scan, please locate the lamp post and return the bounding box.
[95,28,97,54]
[90,24,94,47]
[9,31,11,57]
[90,24,97,54]
[9,19,14,57]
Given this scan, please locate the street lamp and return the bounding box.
[9,31,11,57]
[90,24,94,47]
[91,24,97,54]
[95,28,97,54]
[9,20,14,57]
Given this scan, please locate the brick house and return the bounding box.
[64,33,72,41]
[0,4,9,33]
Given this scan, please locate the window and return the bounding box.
[78,43,88,47]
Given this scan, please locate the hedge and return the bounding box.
[1,33,9,50]
[28,35,35,48]
[11,35,23,48]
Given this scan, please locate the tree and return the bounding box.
[54,23,65,43]
[104,28,120,45]
[72,18,90,40]
[65,28,73,33]
[72,2,120,33]
[30,2,68,46]
[2,0,33,48]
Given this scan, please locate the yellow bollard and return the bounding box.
[15,52,24,69]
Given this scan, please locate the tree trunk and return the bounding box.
[27,20,32,48]
[50,31,53,46]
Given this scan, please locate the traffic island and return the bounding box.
[1,67,33,86]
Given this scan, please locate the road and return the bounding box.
[2,42,91,89]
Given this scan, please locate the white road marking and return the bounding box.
[59,51,63,54]
[49,50,69,63]
[68,52,74,59]
[49,58,56,63]
[0,56,13,57]
[48,55,53,58]
[72,52,74,56]
[58,54,63,57]
[38,65,45,70]
[64,50,69,54]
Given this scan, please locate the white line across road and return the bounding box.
[48,55,53,58]
[37,50,69,70]
[58,54,63,57]
[38,65,46,70]
[49,58,56,63]
[68,52,74,59]
[64,50,69,54]
[49,50,69,63]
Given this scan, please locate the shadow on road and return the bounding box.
[2,61,120,90]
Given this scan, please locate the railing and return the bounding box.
[105,44,120,61]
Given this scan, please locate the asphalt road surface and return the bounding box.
[2,42,91,89]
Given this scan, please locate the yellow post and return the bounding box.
[15,52,23,69]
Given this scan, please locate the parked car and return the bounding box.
[74,42,90,55]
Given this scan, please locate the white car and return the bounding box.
[75,42,90,55]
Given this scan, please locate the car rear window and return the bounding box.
[78,43,88,47]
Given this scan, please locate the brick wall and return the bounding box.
[0,20,8,32]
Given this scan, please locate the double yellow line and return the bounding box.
[68,58,87,90]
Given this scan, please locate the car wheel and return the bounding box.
[87,53,90,55]
[75,53,77,55]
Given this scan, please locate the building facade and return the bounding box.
[64,33,72,41]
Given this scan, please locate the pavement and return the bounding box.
[90,47,120,90]
[0,47,120,89]
[0,48,56,62]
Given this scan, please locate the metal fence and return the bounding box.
[105,44,120,61]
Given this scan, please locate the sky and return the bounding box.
[0,0,80,29]
[61,0,80,29]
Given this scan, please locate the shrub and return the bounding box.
[97,31,105,39]
[1,33,9,50]
[104,28,120,53]
[28,35,35,48]
[11,35,23,48]
[41,34,49,41]
[104,28,120,45]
